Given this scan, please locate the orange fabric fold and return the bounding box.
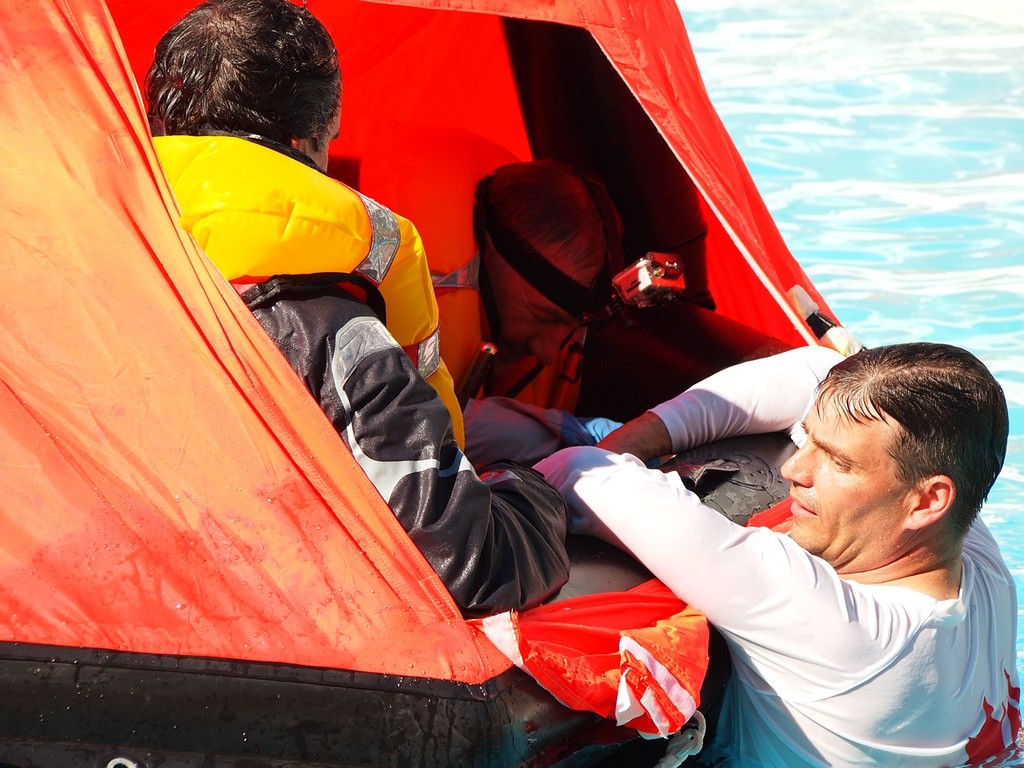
[476,580,708,737]
[475,499,797,735]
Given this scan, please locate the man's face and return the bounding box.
[782,400,921,576]
[485,247,581,370]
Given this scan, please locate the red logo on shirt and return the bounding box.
[965,671,1021,763]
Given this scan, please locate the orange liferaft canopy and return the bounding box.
[1,0,506,683]
[0,0,827,690]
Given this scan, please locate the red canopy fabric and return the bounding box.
[107,0,832,345]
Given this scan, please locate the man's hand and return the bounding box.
[596,411,672,462]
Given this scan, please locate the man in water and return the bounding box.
[538,343,1019,765]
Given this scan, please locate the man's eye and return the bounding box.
[832,457,852,472]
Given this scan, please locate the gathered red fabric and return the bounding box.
[476,580,708,736]
[474,499,797,736]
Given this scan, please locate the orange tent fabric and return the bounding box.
[0,0,507,683]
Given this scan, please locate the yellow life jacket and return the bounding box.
[153,135,464,443]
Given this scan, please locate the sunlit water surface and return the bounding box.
[681,0,1024,762]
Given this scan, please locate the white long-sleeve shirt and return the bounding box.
[536,347,1019,766]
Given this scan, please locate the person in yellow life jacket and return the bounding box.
[142,0,575,615]
[144,0,463,444]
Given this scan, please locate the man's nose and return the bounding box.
[782,443,813,486]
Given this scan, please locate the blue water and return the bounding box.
[682,0,1024,757]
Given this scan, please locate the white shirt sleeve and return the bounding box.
[535,445,938,698]
[650,345,844,453]
[534,345,846,624]
[536,447,810,619]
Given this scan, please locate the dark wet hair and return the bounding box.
[145,0,340,146]
[816,342,1008,536]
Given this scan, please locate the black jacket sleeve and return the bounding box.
[244,276,570,615]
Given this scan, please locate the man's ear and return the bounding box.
[905,474,955,530]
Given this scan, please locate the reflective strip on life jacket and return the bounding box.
[403,327,442,381]
[355,193,401,285]
[433,253,481,291]
[416,327,442,380]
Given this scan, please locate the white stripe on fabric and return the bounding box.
[615,669,648,726]
[355,194,400,285]
[331,317,473,501]
[346,445,474,502]
[640,688,673,737]
[619,636,698,737]
[479,613,526,669]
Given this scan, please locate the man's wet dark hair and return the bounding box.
[816,342,1008,536]
[145,0,340,146]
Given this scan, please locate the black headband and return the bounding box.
[473,172,613,320]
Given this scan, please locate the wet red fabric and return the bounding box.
[476,581,708,736]
[475,500,797,732]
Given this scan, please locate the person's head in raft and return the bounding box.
[473,159,621,378]
[144,0,342,172]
